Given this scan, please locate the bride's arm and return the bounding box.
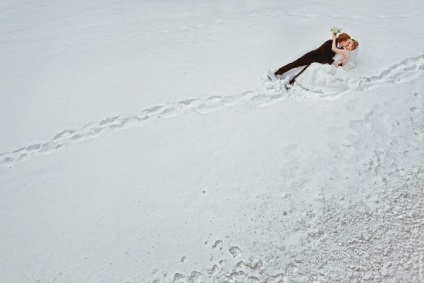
[331,34,350,57]
[333,54,347,67]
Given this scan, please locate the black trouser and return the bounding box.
[275,51,328,76]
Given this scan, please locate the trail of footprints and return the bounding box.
[0,91,274,167]
[1,54,423,167]
[356,53,424,90]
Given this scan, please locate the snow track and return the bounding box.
[357,54,424,91]
[1,54,423,168]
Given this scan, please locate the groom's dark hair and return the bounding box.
[337,33,351,44]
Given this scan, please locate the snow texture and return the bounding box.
[1,0,424,282]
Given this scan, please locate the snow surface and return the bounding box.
[1,0,424,282]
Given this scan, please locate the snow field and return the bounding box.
[1,0,424,282]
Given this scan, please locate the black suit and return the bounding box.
[274,40,336,76]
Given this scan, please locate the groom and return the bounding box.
[268,33,352,82]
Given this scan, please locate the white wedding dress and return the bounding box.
[295,49,359,95]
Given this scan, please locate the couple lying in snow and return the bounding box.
[268,31,360,94]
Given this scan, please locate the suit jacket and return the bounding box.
[312,39,336,64]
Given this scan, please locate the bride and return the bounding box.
[294,33,359,94]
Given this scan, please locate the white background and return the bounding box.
[1,0,424,282]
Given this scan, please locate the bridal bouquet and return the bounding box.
[330,27,342,34]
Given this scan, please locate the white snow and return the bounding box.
[1,0,424,282]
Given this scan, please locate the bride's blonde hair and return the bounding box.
[351,39,359,50]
